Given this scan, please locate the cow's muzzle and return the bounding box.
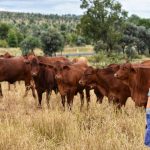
[79,80,85,86]
[114,73,118,78]
[55,74,62,80]
[31,72,38,77]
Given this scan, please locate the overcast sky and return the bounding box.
[0,0,149,18]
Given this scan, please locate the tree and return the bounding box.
[16,31,24,45]
[7,29,18,47]
[20,36,41,55]
[78,0,128,52]
[146,29,150,54]
[94,40,107,53]
[0,23,10,40]
[76,35,86,46]
[128,15,150,29]
[120,23,148,54]
[41,30,64,56]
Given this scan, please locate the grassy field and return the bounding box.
[0,47,150,149]
[0,82,149,150]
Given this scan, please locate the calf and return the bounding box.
[79,66,131,108]
[114,63,150,108]
[54,62,90,110]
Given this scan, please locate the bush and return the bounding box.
[41,30,64,56]
[88,51,126,67]
[20,36,41,55]
[7,29,18,47]
[0,40,8,48]
[94,40,107,53]
[125,45,140,59]
[76,36,86,46]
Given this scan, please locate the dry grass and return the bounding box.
[0,46,93,56]
[0,82,149,150]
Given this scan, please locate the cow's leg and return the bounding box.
[67,93,71,110]
[0,84,3,97]
[37,90,42,108]
[46,90,51,109]
[85,88,90,110]
[23,85,30,97]
[94,88,103,104]
[14,82,16,89]
[79,91,84,111]
[8,83,11,91]
[61,95,66,111]
[67,93,74,111]
[31,84,36,98]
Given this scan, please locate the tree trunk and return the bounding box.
[122,45,125,53]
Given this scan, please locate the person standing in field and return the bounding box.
[144,88,150,147]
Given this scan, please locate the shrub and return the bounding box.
[94,40,107,53]
[20,36,41,55]
[41,30,64,56]
[0,40,8,48]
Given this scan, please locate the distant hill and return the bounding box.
[0,11,85,48]
[0,11,80,25]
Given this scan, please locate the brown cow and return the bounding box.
[25,55,57,108]
[114,63,150,108]
[0,52,15,92]
[54,62,90,110]
[79,66,131,108]
[0,56,36,98]
[72,57,88,64]
[38,56,70,64]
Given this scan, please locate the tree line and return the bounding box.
[0,0,150,57]
[78,0,150,58]
[0,12,86,55]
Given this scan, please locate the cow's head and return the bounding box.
[79,66,98,87]
[24,55,41,77]
[114,63,136,80]
[55,64,70,81]
[107,64,120,72]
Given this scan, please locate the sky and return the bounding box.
[0,0,149,18]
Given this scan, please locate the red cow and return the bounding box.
[38,56,70,64]
[0,52,15,92]
[54,62,90,110]
[25,55,57,108]
[0,56,36,98]
[79,66,131,108]
[114,63,150,107]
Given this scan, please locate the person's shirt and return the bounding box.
[144,89,150,147]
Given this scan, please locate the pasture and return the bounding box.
[0,46,93,57]
[0,81,148,150]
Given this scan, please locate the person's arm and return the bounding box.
[144,89,150,146]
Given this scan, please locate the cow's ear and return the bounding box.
[63,65,70,70]
[131,67,136,73]
[48,65,54,69]
[39,62,46,67]
[24,59,30,64]
[95,68,99,74]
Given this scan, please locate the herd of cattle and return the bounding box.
[0,52,150,110]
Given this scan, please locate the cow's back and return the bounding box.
[0,56,30,83]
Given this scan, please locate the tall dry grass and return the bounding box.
[0,82,149,150]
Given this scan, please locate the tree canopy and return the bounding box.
[78,0,128,51]
[41,30,64,56]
